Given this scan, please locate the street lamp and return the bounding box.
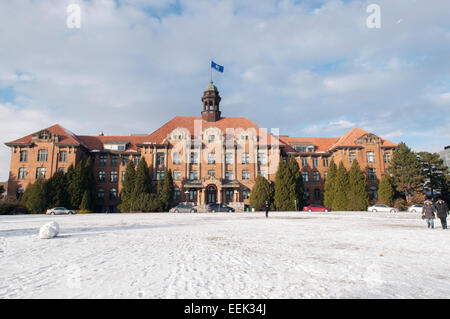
[184,190,189,204]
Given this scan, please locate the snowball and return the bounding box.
[39,222,60,239]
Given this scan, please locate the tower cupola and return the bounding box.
[201,81,221,122]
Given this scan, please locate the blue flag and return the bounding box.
[211,61,224,73]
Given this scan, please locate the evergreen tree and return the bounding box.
[67,163,83,208]
[378,174,395,206]
[119,161,136,212]
[79,190,91,211]
[134,157,152,198]
[287,155,306,210]
[418,152,449,199]
[324,159,337,208]
[0,184,5,200]
[249,175,273,211]
[346,160,370,211]
[156,179,163,195]
[21,179,48,214]
[46,170,70,208]
[390,142,423,203]
[274,159,294,211]
[80,157,97,210]
[332,161,349,211]
[161,169,174,211]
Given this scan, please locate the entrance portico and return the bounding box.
[182,175,240,205]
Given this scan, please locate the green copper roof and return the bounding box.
[205,80,218,92]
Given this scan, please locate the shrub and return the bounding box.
[393,198,407,211]
[76,209,93,214]
[0,203,29,215]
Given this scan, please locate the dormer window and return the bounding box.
[104,142,128,151]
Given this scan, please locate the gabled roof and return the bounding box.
[76,135,149,152]
[280,127,397,154]
[5,124,87,147]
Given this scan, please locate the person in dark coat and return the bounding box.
[265,201,269,218]
[422,200,437,229]
[436,199,448,229]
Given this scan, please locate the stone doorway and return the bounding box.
[206,185,217,204]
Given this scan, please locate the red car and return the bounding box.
[303,204,331,212]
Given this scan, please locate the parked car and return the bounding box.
[407,204,424,213]
[367,204,398,213]
[302,204,331,212]
[46,207,76,215]
[206,203,235,213]
[169,203,197,213]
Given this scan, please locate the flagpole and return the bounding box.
[210,60,213,83]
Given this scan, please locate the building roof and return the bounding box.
[279,127,397,154]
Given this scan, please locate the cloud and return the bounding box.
[0,0,449,180]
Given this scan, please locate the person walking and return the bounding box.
[265,201,269,218]
[436,199,448,229]
[422,200,437,229]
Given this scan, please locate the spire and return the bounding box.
[201,80,221,122]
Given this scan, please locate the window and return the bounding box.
[314,189,321,201]
[208,170,216,176]
[110,171,118,182]
[16,187,24,200]
[20,150,28,162]
[189,189,197,201]
[190,152,199,164]
[58,167,66,173]
[241,153,250,164]
[324,172,327,181]
[242,170,250,180]
[110,188,117,200]
[208,153,216,165]
[295,146,306,152]
[134,156,140,166]
[225,189,234,202]
[243,188,250,200]
[307,146,314,152]
[313,171,320,182]
[257,153,266,165]
[368,168,377,180]
[305,188,310,200]
[59,151,67,162]
[36,167,46,179]
[189,170,199,180]
[173,170,181,180]
[156,170,165,180]
[156,153,165,166]
[18,168,27,179]
[172,152,181,165]
[174,187,181,200]
[312,157,318,167]
[122,156,130,166]
[104,143,126,151]
[258,170,267,177]
[349,152,356,163]
[301,157,308,167]
[369,186,378,200]
[98,189,105,201]
[302,171,309,182]
[37,150,48,162]
[323,158,329,167]
[208,135,215,143]
[111,155,119,167]
[99,155,107,166]
[98,171,106,182]
[225,170,233,180]
[366,151,375,163]
[121,171,126,181]
[225,153,233,165]
[384,153,391,163]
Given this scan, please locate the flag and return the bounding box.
[211,61,224,73]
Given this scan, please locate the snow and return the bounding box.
[38,221,59,239]
[0,211,449,298]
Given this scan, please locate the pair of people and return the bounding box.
[422,199,448,229]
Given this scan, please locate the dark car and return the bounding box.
[169,202,197,213]
[206,203,235,213]
[302,204,331,212]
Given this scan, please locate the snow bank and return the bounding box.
[38,221,60,239]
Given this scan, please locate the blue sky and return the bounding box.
[0,0,449,180]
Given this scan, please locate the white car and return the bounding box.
[46,207,76,215]
[367,204,398,213]
[407,204,424,213]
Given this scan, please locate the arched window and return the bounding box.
[243,188,250,200]
[98,189,105,201]
[110,188,117,200]
[16,187,24,200]
[174,187,180,200]
[369,186,378,200]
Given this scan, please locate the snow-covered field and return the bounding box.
[0,211,449,299]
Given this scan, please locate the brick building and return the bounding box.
[4,81,396,211]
